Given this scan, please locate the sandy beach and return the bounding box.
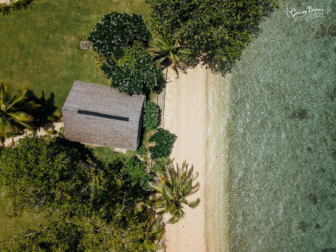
[163,65,208,252]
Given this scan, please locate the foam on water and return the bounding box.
[206,0,336,251]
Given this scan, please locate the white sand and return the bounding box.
[163,65,208,252]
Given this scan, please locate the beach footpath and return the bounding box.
[163,65,208,252]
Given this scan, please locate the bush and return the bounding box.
[88,12,151,59]
[146,0,279,63]
[122,156,147,183]
[140,175,155,192]
[143,101,160,129]
[0,0,34,15]
[149,128,177,160]
[101,42,162,95]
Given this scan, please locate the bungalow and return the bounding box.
[62,81,145,151]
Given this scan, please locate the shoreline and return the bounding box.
[163,65,208,252]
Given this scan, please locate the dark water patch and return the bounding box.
[297,221,309,232]
[308,193,319,205]
[328,25,336,36]
[316,24,327,39]
[289,109,308,120]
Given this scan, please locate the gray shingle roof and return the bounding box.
[62,81,145,150]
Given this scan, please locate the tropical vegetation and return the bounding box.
[89,13,163,95]
[149,161,200,224]
[146,0,279,64]
[101,41,162,95]
[0,83,37,142]
[149,128,177,160]
[143,100,160,129]
[148,30,190,73]
[88,12,151,59]
[0,135,162,250]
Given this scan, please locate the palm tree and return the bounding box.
[148,30,191,77]
[149,161,200,224]
[0,83,36,142]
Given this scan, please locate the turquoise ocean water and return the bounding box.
[206,0,336,251]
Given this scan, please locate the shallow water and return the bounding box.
[206,0,336,251]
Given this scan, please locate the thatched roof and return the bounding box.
[62,81,145,151]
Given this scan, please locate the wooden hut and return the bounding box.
[62,81,145,151]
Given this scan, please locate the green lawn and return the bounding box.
[0,0,148,248]
[92,146,136,162]
[0,0,150,111]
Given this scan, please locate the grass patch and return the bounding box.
[92,146,136,162]
[0,0,150,112]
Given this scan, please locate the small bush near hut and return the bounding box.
[88,12,151,59]
[149,128,177,160]
[143,100,160,129]
[101,42,162,95]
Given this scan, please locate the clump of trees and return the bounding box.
[88,12,163,95]
[0,134,199,250]
[146,0,279,64]
[0,135,162,250]
[101,41,162,94]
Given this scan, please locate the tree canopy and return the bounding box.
[88,12,151,59]
[146,0,279,64]
[101,41,162,95]
[0,135,160,251]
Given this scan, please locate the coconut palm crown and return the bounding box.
[149,161,200,224]
[0,83,36,141]
[148,30,191,70]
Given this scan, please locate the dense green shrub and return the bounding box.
[0,136,84,213]
[146,0,279,63]
[143,100,160,129]
[101,42,162,95]
[149,128,177,160]
[140,175,155,192]
[122,156,147,183]
[0,135,159,251]
[88,12,151,59]
[0,0,34,15]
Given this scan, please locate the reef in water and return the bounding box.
[297,221,308,232]
[328,25,336,36]
[316,24,327,39]
[308,194,319,205]
[290,109,308,120]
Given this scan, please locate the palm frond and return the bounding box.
[7,87,29,110]
[187,198,200,208]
